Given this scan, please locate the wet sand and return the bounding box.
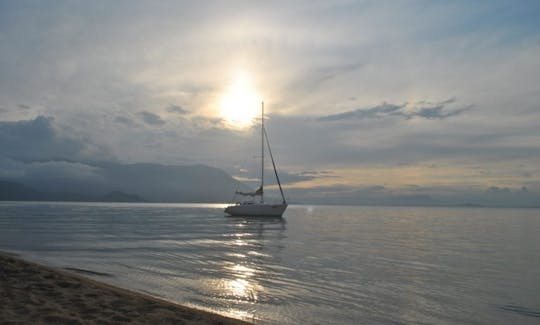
[0,252,250,324]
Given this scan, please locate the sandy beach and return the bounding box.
[0,252,250,324]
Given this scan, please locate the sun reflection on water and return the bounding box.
[201,217,286,322]
[228,264,256,278]
[222,230,260,302]
[233,239,248,246]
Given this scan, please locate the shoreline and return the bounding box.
[0,251,250,324]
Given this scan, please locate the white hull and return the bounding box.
[225,203,287,217]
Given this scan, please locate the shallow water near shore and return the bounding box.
[1,202,539,324]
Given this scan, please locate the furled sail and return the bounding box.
[235,186,263,197]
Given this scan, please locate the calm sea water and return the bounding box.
[0,202,539,324]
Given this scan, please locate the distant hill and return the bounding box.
[1,162,249,203]
[99,191,146,202]
[93,162,245,202]
[0,180,146,202]
[0,180,44,201]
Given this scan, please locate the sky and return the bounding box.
[1,0,540,205]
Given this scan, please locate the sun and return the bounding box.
[219,71,260,128]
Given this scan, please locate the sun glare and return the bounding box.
[219,72,260,128]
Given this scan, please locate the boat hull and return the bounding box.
[225,203,287,217]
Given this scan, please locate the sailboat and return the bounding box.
[225,102,288,217]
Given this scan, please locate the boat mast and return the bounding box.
[261,101,264,204]
[264,127,287,204]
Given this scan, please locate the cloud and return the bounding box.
[190,115,224,129]
[412,104,472,120]
[486,186,511,194]
[267,170,325,185]
[167,105,189,115]
[114,116,134,126]
[0,116,113,162]
[296,170,335,177]
[22,160,102,181]
[138,111,166,126]
[114,116,136,126]
[318,99,471,121]
[258,111,540,193]
[318,103,405,121]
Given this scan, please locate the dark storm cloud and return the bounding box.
[319,99,471,122]
[138,111,166,126]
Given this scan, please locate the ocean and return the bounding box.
[0,202,539,324]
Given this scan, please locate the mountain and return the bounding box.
[93,162,245,202]
[0,180,44,201]
[1,162,248,203]
[99,191,146,203]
